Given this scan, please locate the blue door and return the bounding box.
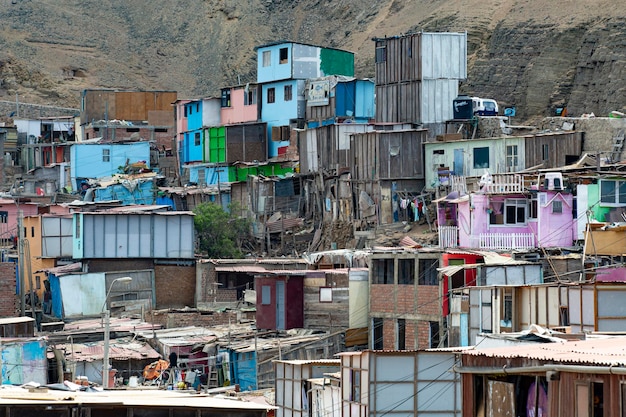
[454,149,464,176]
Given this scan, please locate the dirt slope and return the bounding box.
[0,0,624,120]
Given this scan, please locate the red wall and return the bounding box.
[255,276,304,330]
[441,253,483,316]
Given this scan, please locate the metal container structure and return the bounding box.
[73,212,195,259]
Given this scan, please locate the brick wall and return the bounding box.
[370,284,440,317]
[0,262,18,316]
[149,309,239,329]
[155,265,196,309]
[87,259,154,273]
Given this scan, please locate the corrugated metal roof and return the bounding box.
[215,265,269,273]
[465,336,626,366]
[273,359,341,365]
[35,262,82,275]
[0,386,274,409]
[53,338,161,362]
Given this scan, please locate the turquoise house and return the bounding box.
[181,98,221,164]
[255,42,355,157]
[70,141,150,190]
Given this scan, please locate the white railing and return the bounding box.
[476,233,535,250]
[438,226,459,249]
[480,174,525,194]
[449,175,467,194]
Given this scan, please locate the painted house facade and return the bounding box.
[424,131,582,189]
[256,42,355,156]
[69,141,151,190]
[438,173,575,251]
[181,98,221,164]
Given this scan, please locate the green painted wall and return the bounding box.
[208,126,226,163]
[320,48,354,77]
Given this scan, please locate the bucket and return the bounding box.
[128,376,138,387]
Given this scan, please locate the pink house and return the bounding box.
[220,84,259,125]
[0,199,39,243]
[438,172,574,250]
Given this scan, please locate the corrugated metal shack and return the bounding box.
[459,336,626,417]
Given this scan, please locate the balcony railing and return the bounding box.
[438,226,459,249]
[479,174,525,194]
[474,233,535,250]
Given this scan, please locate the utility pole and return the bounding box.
[17,209,25,316]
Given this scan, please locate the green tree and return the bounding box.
[193,202,251,258]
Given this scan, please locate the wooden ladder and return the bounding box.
[611,130,625,162]
[207,366,219,388]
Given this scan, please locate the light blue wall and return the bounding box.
[93,180,155,205]
[257,43,293,83]
[261,80,305,156]
[189,165,229,185]
[183,129,204,163]
[70,142,150,189]
[0,339,47,385]
[355,79,376,120]
[186,101,203,130]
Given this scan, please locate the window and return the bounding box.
[262,50,271,67]
[196,103,199,112]
[102,149,110,162]
[194,132,201,146]
[506,145,518,171]
[351,370,361,402]
[398,259,414,285]
[490,199,527,225]
[542,144,549,161]
[397,319,406,350]
[284,85,292,101]
[552,200,563,213]
[221,89,231,107]
[429,321,440,348]
[267,87,275,104]
[372,317,383,349]
[372,258,393,284]
[529,194,538,219]
[473,147,490,168]
[0,211,7,224]
[418,259,438,285]
[433,149,444,155]
[319,287,332,303]
[126,128,139,132]
[375,45,387,63]
[188,105,192,115]
[504,199,527,225]
[261,285,271,305]
[279,47,288,64]
[600,180,626,206]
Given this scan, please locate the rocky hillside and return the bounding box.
[0,0,624,122]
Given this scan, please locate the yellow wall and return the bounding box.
[23,216,54,300]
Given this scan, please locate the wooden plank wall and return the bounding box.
[306,95,336,121]
[82,90,116,125]
[375,34,421,85]
[304,277,349,332]
[376,83,421,123]
[524,132,582,169]
[378,130,426,180]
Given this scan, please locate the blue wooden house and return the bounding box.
[255,42,355,157]
[181,98,221,164]
[70,141,150,190]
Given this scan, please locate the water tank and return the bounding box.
[453,95,473,120]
